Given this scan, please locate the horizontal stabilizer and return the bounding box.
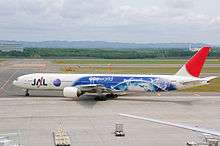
[202,76,218,82]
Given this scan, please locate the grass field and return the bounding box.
[0,59,5,63]
[61,66,220,92]
[61,66,220,74]
[53,59,220,65]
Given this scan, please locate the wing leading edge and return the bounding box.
[119,113,220,137]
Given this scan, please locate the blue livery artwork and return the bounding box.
[72,76,176,92]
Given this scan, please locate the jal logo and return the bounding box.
[31,77,47,88]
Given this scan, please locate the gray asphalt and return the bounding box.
[0,59,220,146]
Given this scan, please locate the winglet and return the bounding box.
[176,46,211,77]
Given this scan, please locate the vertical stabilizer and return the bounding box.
[176,46,211,77]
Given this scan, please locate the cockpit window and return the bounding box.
[15,77,20,81]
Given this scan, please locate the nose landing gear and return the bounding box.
[25,89,30,96]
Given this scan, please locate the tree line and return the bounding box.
[0,48,219,59]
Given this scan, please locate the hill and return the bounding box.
[0,40,205,49]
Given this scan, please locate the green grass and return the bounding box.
[53,59,220,65]
[61,66,220,74]
[62,67,177,74]
[0,59,5,63]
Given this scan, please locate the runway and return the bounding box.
[0,59,220,146]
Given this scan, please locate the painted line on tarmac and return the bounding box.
[0,71,17,96]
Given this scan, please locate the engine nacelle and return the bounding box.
[63,87,82,100]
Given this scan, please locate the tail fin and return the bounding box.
[176,46,211,77]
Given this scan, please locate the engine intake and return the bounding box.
[63,87,82,100]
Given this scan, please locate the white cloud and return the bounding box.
[0,0,219,43]
[0,0,17,15]
[165,0,195,9]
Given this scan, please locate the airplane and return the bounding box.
[13,46,217,100]
[119,113,220,137]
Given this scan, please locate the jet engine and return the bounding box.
[63,87,82,100]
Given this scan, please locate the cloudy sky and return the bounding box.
[0,0,220,44]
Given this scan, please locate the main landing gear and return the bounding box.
[105,93,118,99]
[25,89,30,96]
[95,93,118,101]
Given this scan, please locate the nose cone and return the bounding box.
[13,80,19,87]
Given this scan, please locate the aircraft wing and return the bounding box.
[119,113,220,137]
[75,84,121,94]
[75,84,110,93]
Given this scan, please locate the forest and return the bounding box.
[0,48,219,59]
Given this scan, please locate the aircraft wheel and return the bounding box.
[106,93,118,99]
[25,89,30,96]
[105,94,112,99]
[113,94,118,98]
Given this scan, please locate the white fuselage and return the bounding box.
[13,73,207,92]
